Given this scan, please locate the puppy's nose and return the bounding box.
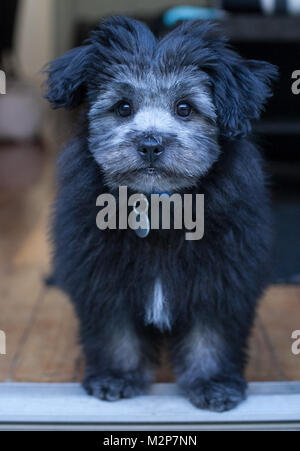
[138,138,164,164]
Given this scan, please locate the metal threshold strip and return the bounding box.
[0,382,299,431]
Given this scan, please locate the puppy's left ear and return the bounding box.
[160,21,278,139]
[212,56,278,139]
[43,45,91,109]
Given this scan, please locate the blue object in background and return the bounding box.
[163,6,225,27]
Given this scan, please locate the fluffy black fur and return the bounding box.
[45,17,277,411]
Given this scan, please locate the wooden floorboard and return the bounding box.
[1,276,299,383]
[259,286,300,381]
[0,269,45,381]
[0,166,299,383]
[9,287,83,383]
[246,315,285,382]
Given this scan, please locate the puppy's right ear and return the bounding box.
[44,45,91,109]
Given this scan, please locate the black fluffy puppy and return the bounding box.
[45,17,277,411]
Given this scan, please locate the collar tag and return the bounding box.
[133,197,150,239]
[133,192,171,239]
[135,218,150,238]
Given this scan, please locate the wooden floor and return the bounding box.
[0,161,299,383]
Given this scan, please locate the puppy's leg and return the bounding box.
[171,323,247,412]
[81,313,158,401]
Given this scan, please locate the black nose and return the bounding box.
[138,138,164,164]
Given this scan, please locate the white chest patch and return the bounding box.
[145,278,171,331]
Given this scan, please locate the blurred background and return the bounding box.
[0,0,299,384]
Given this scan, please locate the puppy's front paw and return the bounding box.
[186,378,247,412]
[83,372,148,401]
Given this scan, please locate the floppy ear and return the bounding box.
[44,45,91,109]
[211,55,278,138]
[44,16,156,110]
[159,21,278,139]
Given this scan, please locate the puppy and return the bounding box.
[45,16,277,411]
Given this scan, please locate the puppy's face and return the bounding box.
[88,66,219,193]
[45,17,277,193]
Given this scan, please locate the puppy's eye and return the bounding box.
[176,102,192,118]
[116,102,132,118]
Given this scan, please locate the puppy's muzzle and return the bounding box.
[138,137,164,165]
